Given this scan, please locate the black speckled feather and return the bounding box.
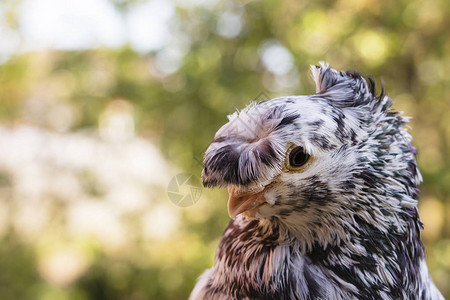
[191,63,444,300]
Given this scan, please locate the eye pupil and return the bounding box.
[289,146,310,167]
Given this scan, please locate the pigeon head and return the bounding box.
[192,63,443,300]
[202,63,421,249]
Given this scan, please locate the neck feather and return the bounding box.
[211,210,426,299]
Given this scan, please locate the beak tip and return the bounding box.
[227,200,237,219]
[228,210,238,219]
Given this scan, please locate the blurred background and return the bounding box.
[0,0,449,299]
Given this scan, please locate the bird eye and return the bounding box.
[288,146,310,168]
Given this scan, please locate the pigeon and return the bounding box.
[190,63,444,300]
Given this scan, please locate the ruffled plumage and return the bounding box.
[191,63,444,300]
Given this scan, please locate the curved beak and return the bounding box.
[227,186,267,218]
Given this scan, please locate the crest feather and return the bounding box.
[310,61,331,93]
[310,62,375,108]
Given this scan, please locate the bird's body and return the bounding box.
[191,63,443,300]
